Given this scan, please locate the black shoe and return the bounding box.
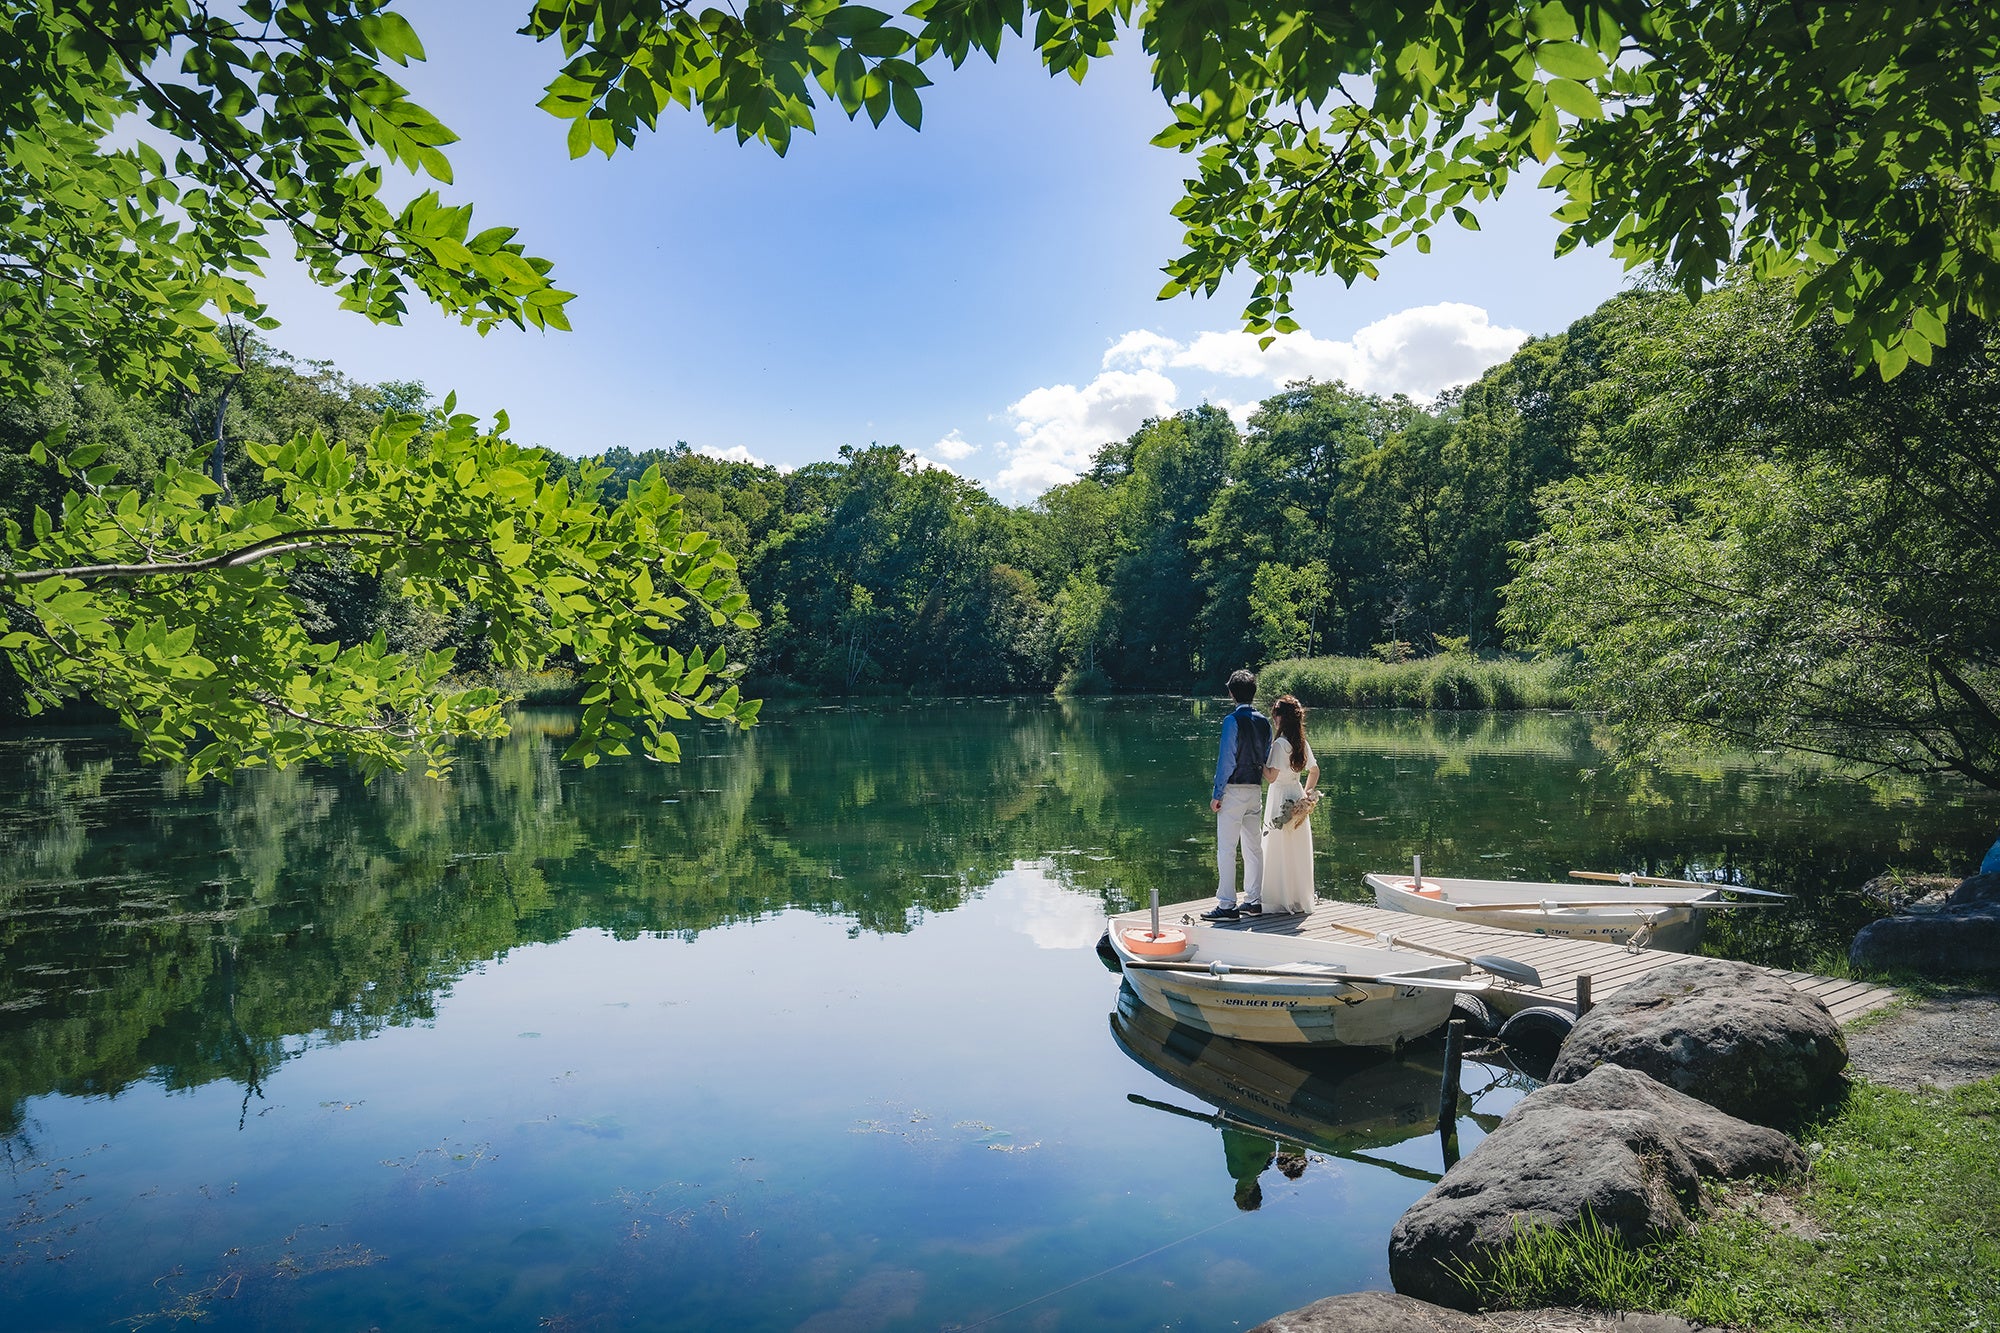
[1200,905,1241,921]
[1238,903,1263,916]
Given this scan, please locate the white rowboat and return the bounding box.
[1105,919,1475,1048]
[1365,872,1720,952]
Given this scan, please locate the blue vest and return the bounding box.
[1227,708,1272,785]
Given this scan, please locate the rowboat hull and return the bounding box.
[1105,918,1467,1049]
[1365,872,1716,952]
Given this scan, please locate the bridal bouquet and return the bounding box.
[1268,790,1320,833]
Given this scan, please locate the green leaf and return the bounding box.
[1535,42,1607,80]
[1528,105,1560,162]
[892,80,922,130]
[1545,78,1603,121]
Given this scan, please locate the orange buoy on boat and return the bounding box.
[1120,927,1191,958]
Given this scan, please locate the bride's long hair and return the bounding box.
[1271,695,1308,771]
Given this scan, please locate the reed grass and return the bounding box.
[486,666,581,704]
[1259,654,1573,711]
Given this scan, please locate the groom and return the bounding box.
[1204,669,1272,922]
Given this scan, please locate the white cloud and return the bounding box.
[986,864,1108,950]
[1169,302,1527,400]
[693,442,791,472]
[929,429,979,461]
[978,304,1525,499]
[994,367,1177,500]
[1210,396,1261,430]
[906,452,960,475]
[1101,329,1180,372]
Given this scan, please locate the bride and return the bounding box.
[1260,695,1319,914]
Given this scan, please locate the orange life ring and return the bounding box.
[1397,878,1445,899]
[1121,927,1191,957]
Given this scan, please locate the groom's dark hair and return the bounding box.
[1226,669,1257,704]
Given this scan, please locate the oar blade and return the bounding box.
[1470,954,1543,988]
[1571,868,1790,899]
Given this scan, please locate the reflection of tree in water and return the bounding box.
[1,700,1993,1133]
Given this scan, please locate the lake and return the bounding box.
[2,697,1993,1330]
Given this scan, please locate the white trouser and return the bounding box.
[1215,784,1263,906]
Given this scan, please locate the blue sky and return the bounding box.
[257,3,1635,502]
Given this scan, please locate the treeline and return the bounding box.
[2,321,1614,704]
[5,278,1992,795]
[596,322,1627,695]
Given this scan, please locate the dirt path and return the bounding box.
[1843,992,2000,1091]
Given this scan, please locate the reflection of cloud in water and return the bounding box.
[987,863,1106,950]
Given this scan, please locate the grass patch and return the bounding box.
[1456,1211,1733,1312]
[1458,1077,2000,1331]
[1259,653,1573,711]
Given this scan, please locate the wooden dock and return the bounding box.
[1117,896,1899,1026]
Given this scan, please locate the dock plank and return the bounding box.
[1119,896,1898,1025]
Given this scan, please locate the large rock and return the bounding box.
[1250,1291,1482,1332]
[1849,872,2000,979]
[1949,871,2000,909]
[1388,1066,1804,1311]
[1849,909,2000,978]
[1548,958,1846,1125]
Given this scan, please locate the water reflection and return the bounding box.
[0,698,1993,1139]
[1110,986,1445,1176]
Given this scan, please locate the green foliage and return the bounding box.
[1053,664,1113,696]
[524,1,2000,377]
[0,0,571,399]
[1504,278,2000,788]
[1247,559,1329,661]
[748,444,1055,692]
[1,410,759,779]
[8,1,2000,774]
[1260,653,1573,711]
[1100,405,1237,687]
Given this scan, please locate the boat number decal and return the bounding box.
[1397,987,1424,999]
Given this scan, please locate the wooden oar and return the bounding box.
[1316,917,1544,988]
[1124,959,1490,992]
[1570,870,1790,899]
[1449,898,1777,912]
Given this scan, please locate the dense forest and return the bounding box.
[0,301,1619,697]
[4,278,1994,789]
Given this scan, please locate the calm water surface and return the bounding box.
[1,698,1993,1330]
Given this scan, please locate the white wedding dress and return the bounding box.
[1259,736,1317,914]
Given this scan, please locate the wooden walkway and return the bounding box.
[1117,896,1899,1026]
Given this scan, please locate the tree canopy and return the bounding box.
[3,405,760,779]
[1505,278,2000,789]
[5,1,1997,402]
[518,0,2000,375]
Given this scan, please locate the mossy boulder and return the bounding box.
[1548,958,1846,1126]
